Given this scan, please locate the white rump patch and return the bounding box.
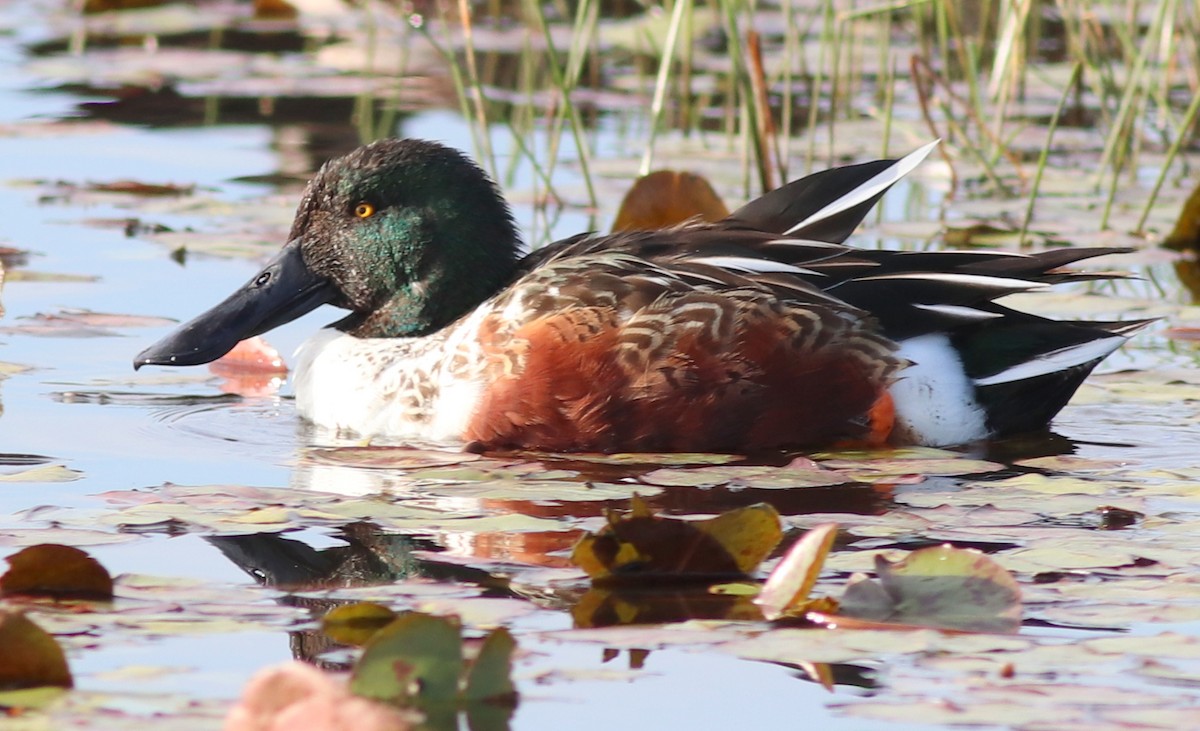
[972,336,1127,386]
[784,140,940,236]
[888,333,989,447]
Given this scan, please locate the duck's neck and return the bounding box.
[339,250,519,339]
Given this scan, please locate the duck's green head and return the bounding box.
[135,138,523,368]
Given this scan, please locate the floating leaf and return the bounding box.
[0,464,83,483]
[305,447,480,470]
[941,222,1020,248]
[755,523,839,621]
[838,545,1022,633]
[462,627,518,704]
[0,610,73,690]
[639,464,850,488]
[612,170,729,232]
[553,452,739,466]
[321,603,398,646]
[1163,180,1200,252]
[0,309,175,337]
[5,271,100,283]
[570,495,782,583]
[351,613,463,705]
[84,180,195,197]
[1,544,114,600]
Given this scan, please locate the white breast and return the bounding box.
[291,328,481,442]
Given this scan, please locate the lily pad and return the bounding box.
[1,544,114,600]
[611,169,729,232]
[305,447,481,470]
[0,464,83,483]
[838,545,1022,633]
[0,610,73,690]
[321,602,399,646]
[755,523,839,620]
[462,627,518,704]
[351,612,463,705]
[570,496,782,583]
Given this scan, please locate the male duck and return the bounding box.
[135,138,1146,452]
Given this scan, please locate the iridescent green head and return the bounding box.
[135,138,523,369]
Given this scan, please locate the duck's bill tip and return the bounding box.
[132,239,335,371]
[133,328,243,370]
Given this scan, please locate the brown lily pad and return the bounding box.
[1,544,114,600]
[570,495,782,584]
[612,170,729,232]
[0,610,72,690]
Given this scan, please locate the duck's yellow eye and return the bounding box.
[354,202,375,218]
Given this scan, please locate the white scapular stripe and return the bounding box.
[972,336,1128,386]
[689,256,820,275]
[784,140,940,236]
[912,303,1004,320]
[888,333,989,446]
[850,271,1047,292]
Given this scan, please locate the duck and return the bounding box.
[135,138,1148,453]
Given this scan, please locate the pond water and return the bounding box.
[4,2,1200,730]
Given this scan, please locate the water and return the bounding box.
[4,3,1200,730]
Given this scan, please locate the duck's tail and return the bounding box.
[870,247,1153,446]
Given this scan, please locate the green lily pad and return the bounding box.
[838,545,1022,633]
[351,612,463,705]
[463,627,518,704]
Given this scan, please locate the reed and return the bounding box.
[392,0,1197,245]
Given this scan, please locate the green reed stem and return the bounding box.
[641,0,692,175]
[456,0,496,172]
[1096,0,1173,187]
[1135,85,1200,234]
[1019,62,1083,248]
[524,0,598,207]
[719,0,772,193]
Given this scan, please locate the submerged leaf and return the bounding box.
[838,545,1022,633]
[570,496,782,583]
[572,585,763,627]
[321,603,398,646]
[0,610,73,690]
[755,523,839,620]
[1,544,114,600]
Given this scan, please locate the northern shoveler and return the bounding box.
[135,138,1148,452]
